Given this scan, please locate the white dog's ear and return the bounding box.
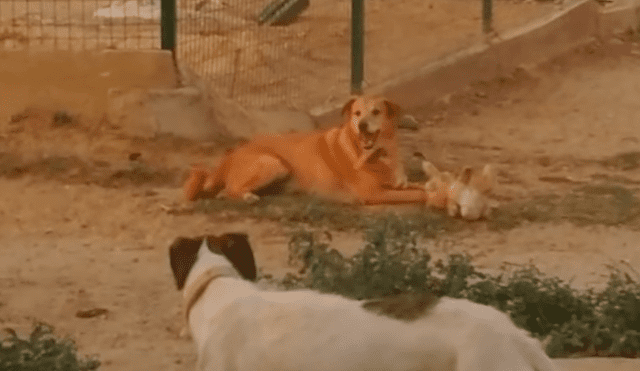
[169,237,205,290]
[205,233,257,282]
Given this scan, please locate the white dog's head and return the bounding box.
[169,233,257,292]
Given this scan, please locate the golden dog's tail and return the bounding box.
[184,150,233,201]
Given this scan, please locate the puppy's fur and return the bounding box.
[420,158,498,220]
[170,233,557,371]
[170,233,457,371]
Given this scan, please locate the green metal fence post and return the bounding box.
[351,0,364,95]
[482,0,493,34]
[161,0,177,50]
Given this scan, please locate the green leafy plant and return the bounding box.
[0,322,100,371]
[282,222,640,358]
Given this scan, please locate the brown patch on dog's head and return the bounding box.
[169,237,203,290]
[169,233,257,290]
[361,292,441,321]
[205,233,257,282]
[342,95,401,151]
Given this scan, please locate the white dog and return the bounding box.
[169,233,557,371]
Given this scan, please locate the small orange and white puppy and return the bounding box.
[418,155,498,220]
[169,233,558,371]
[183,95,424,205]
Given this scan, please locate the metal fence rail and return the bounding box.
[0,0,161,50]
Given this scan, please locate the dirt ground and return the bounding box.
[3,27,640,371]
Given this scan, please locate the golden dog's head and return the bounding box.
[342,95,400,151]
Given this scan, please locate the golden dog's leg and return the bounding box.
[360,189,427,205]
[184,165,211,201]
[354,147,387,170]
[386,140,409,189]
[224,153,291,203]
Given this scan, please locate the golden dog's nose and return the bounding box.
[358,121,369,133]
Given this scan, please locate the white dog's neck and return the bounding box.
[183,240,241,322]
[184,240,239,290]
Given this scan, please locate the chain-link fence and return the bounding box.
[0,0,161,50]
[0,0,576,109]
[175,0,352,110]
[174,0,572,111]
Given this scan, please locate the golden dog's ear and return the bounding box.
[383,100,401,118]
[342,98,357,117]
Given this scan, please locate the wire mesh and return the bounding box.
[174,0,571,112]
[0,0,574,110]
[0,0,161,50]
[176,0,351,111]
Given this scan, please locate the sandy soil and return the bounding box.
[2,24,640,371]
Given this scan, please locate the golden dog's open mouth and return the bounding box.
[360,132,379,150]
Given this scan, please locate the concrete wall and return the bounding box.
[0,50,177,126]
[599,0,640,35]
[0,49,251,141]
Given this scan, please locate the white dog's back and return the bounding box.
[196,280,457,371]
[417,298,557,371]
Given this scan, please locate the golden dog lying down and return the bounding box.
[169,233,558,371]
[184,95,426,205]
[417,155,498,220]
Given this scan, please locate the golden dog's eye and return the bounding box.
[355,110,361,116]
[372,109,380,116]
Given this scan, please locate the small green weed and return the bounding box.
[282,222,640,358]
[0,322,100,371]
